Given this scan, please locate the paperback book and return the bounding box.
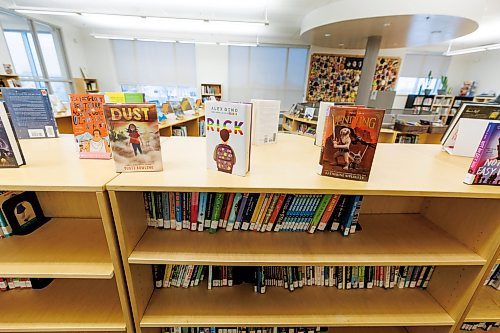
[69,94,111,159]
[318,106,384,181]
[0,103,25,168]
[250,99,280,145]
[205,101,252,176]
[464,122,499,185]
[1,88,58,139]
[104,103,163,172]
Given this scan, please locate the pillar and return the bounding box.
[355,35,382,106]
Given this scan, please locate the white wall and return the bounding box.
[447,50,500,96]
[195,44,228,99]
[56,20,88,78]
[80,35,120,91]
[0,26,12,71]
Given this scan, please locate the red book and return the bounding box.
[168,192,175,229]
[223,193,235,224]
[190,192,199,231]
[317,195,340,231]
[265,194,286,232]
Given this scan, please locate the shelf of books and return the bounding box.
[201,84,222,102]
[0,136,133,332]
[281,114,317,138]
[159,111,205,137]
[106,133,499,333]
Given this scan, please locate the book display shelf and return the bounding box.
[159,112,205,137]
[431,95,455,123]
[378,129,444,144]
[201,84,222,102]
[282,113,317,138]
[106,134,499,333]
[0,136,133,333]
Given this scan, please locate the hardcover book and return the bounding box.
[464,122,500,185]
[0,103,25,168]
[205,101,252,176]
[69,94,112,159]
[104,103,163,172]
[250,99,280,145]
[1,88,58,139]
[318,106,384,181]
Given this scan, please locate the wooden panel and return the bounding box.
[331,329,408,333]
[55,115,74,134]
[0,136,118,192]
[37,191,100,218]
[423,198,500,258]
[466,287,500,321]
[0,218,113,278]
[141,284,453,327]
[129,214,483,266]
[407,327,450,333]
[0,278,125,332]
[106,135,500,198]
[360,196,424,214]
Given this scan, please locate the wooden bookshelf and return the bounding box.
[0,136,133,333]
[466,287,500,322]
[201,83,222,101]
[159,111,205,137]
[379,129,443,144]
[281,114,317,137]
[473,96,495,104]
[106,134,499,333]
[55,112,74,134]
[73,77,99,94]
[0,73,21,97]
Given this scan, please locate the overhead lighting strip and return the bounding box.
[443,43,500,56]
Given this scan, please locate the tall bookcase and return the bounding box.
[0,136,133,333]
[106,134,499,333]
[73,77,100,94]
[201,83,222,102]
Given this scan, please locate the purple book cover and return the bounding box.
[464,122,500,185]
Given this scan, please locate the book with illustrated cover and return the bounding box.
[104,103,163,172]
[1,88,58,139]
[180,98,193,111]
[69,94,111,159]
[0,103,25,168]
[318,106,384,182]
[464,122,500,185]
[205,101,252,177]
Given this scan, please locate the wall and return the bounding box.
[80,35,120,91]
[0,25,12,70]
[195,44,229,99]
[56,20,88,78]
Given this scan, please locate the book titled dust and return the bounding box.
[205,101,252,176]
[104,103,163,172]
[318,106,384,182]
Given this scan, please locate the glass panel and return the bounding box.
[121,84,198,103]
[34,22,68,79]
[49,81,71,102]
[19,80,47,89]
[26,32,43,77]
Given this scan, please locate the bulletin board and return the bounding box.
[306,53,400,103]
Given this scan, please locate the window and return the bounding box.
[396,54,450,95]
[396,77,440,95]
[0,10,72,102]
[228,45,309,110]
[111,40,197,101]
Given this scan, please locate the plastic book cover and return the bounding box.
[464,122,500,185]
[1,88,58,139]
[205,101,252,176]
[104,103,163,172]
[0,103,25,168]
[69,94,111,159]
[318,106,384,182]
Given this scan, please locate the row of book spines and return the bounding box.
[201,86,221,95]
[153,264,206,289]
[483,263,499,290]
[162,327,322,333]
[254,265,435,293]
[143,192,363,236]
[460,322,500,331]
[0,277,33,291]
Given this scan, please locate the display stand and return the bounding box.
[106,134,499,333]
[0,136,133,333]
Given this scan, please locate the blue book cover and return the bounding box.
[0,103,25,168]
[1,88,58,139]
[226,193,242,231]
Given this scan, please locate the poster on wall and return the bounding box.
[306,54,400,103]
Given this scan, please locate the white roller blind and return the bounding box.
[399,54,451,78]
[111,40,196,86]
[229,45,308,109]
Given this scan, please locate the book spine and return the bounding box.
[169,192,176,229]
[261,194,279,232]
[182,192,190,229]
[341,196,359,236]
[175,192,182,230]
[422,266,435,288]
[255,193,272,231]
[283,195,299,231]
[234,193,249,230]
[308,194,332,233]
[223,193,235,226]
[226,193,242,231]
[210,193,225,233]
[204,193,214,228]
[464,123,494,184]
[161,192,170,229]
[317,195,340,231]
[197,192,207,231]
[241,194,258,231]
[266,194,286,232]
[250,193,265,230]
[190,192,199,231]
[330,195,348,231]
[350,195,364,234]
[219,193,229,228]
[143,192,151,226]
[155,192,164,228]
[274,194,294,232]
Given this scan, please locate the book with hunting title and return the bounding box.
[318,106,384,182]
[205,101,252,176]
[69,94,111,159]
[104,103,163,172]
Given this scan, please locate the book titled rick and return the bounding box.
[205,101,252,176]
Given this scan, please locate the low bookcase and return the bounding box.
[0,136,133,333]
[106,134,499,333]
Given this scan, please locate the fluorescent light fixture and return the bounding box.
[15,9,79,16]
[177,40,195,44]
[93,35,135,41]
[220,42,258,47]
[195,41,217,45]
[136,38,176,43]
[444,43,500,56]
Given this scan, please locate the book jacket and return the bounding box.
[69,94,111,159]
[104,103,163,172]
[205,101,252,176]
[464,122,500,185]
[0,103,25,168]
[318,106,384,182]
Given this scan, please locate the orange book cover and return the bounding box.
[318,106,384,182]
[69,94,111,159]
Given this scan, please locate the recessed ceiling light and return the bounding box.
[383,23,391,27]
[324,33,331,37]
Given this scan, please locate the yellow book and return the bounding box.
[249,193,266,230]
[163,264,173,287]
[256,193,273,231]
[104,92,125,103]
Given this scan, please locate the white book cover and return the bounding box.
[443,118,500,157]
[251,99,280,145]
[314,102,335,146]
[205,101,252,176]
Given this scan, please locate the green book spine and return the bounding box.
[209,193,224,233]
[307,194,332,233]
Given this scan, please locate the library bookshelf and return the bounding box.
[73,77,100,94]
[0,136,133,333]
[106,134,499,333]
[379,129,443,144]
[282,114,317,138]
[55,112,74,134]
[201,83,222,101]
[159,112,205,137]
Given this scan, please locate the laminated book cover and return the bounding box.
[205,101,252,176]
[69,94,111,159]
[0,103,25,168]
[104,103,163,172]
[1,88,58,139]
[464,122,500,185]
[318,106,384,182]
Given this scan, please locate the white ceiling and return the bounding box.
[1,0,500,50]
